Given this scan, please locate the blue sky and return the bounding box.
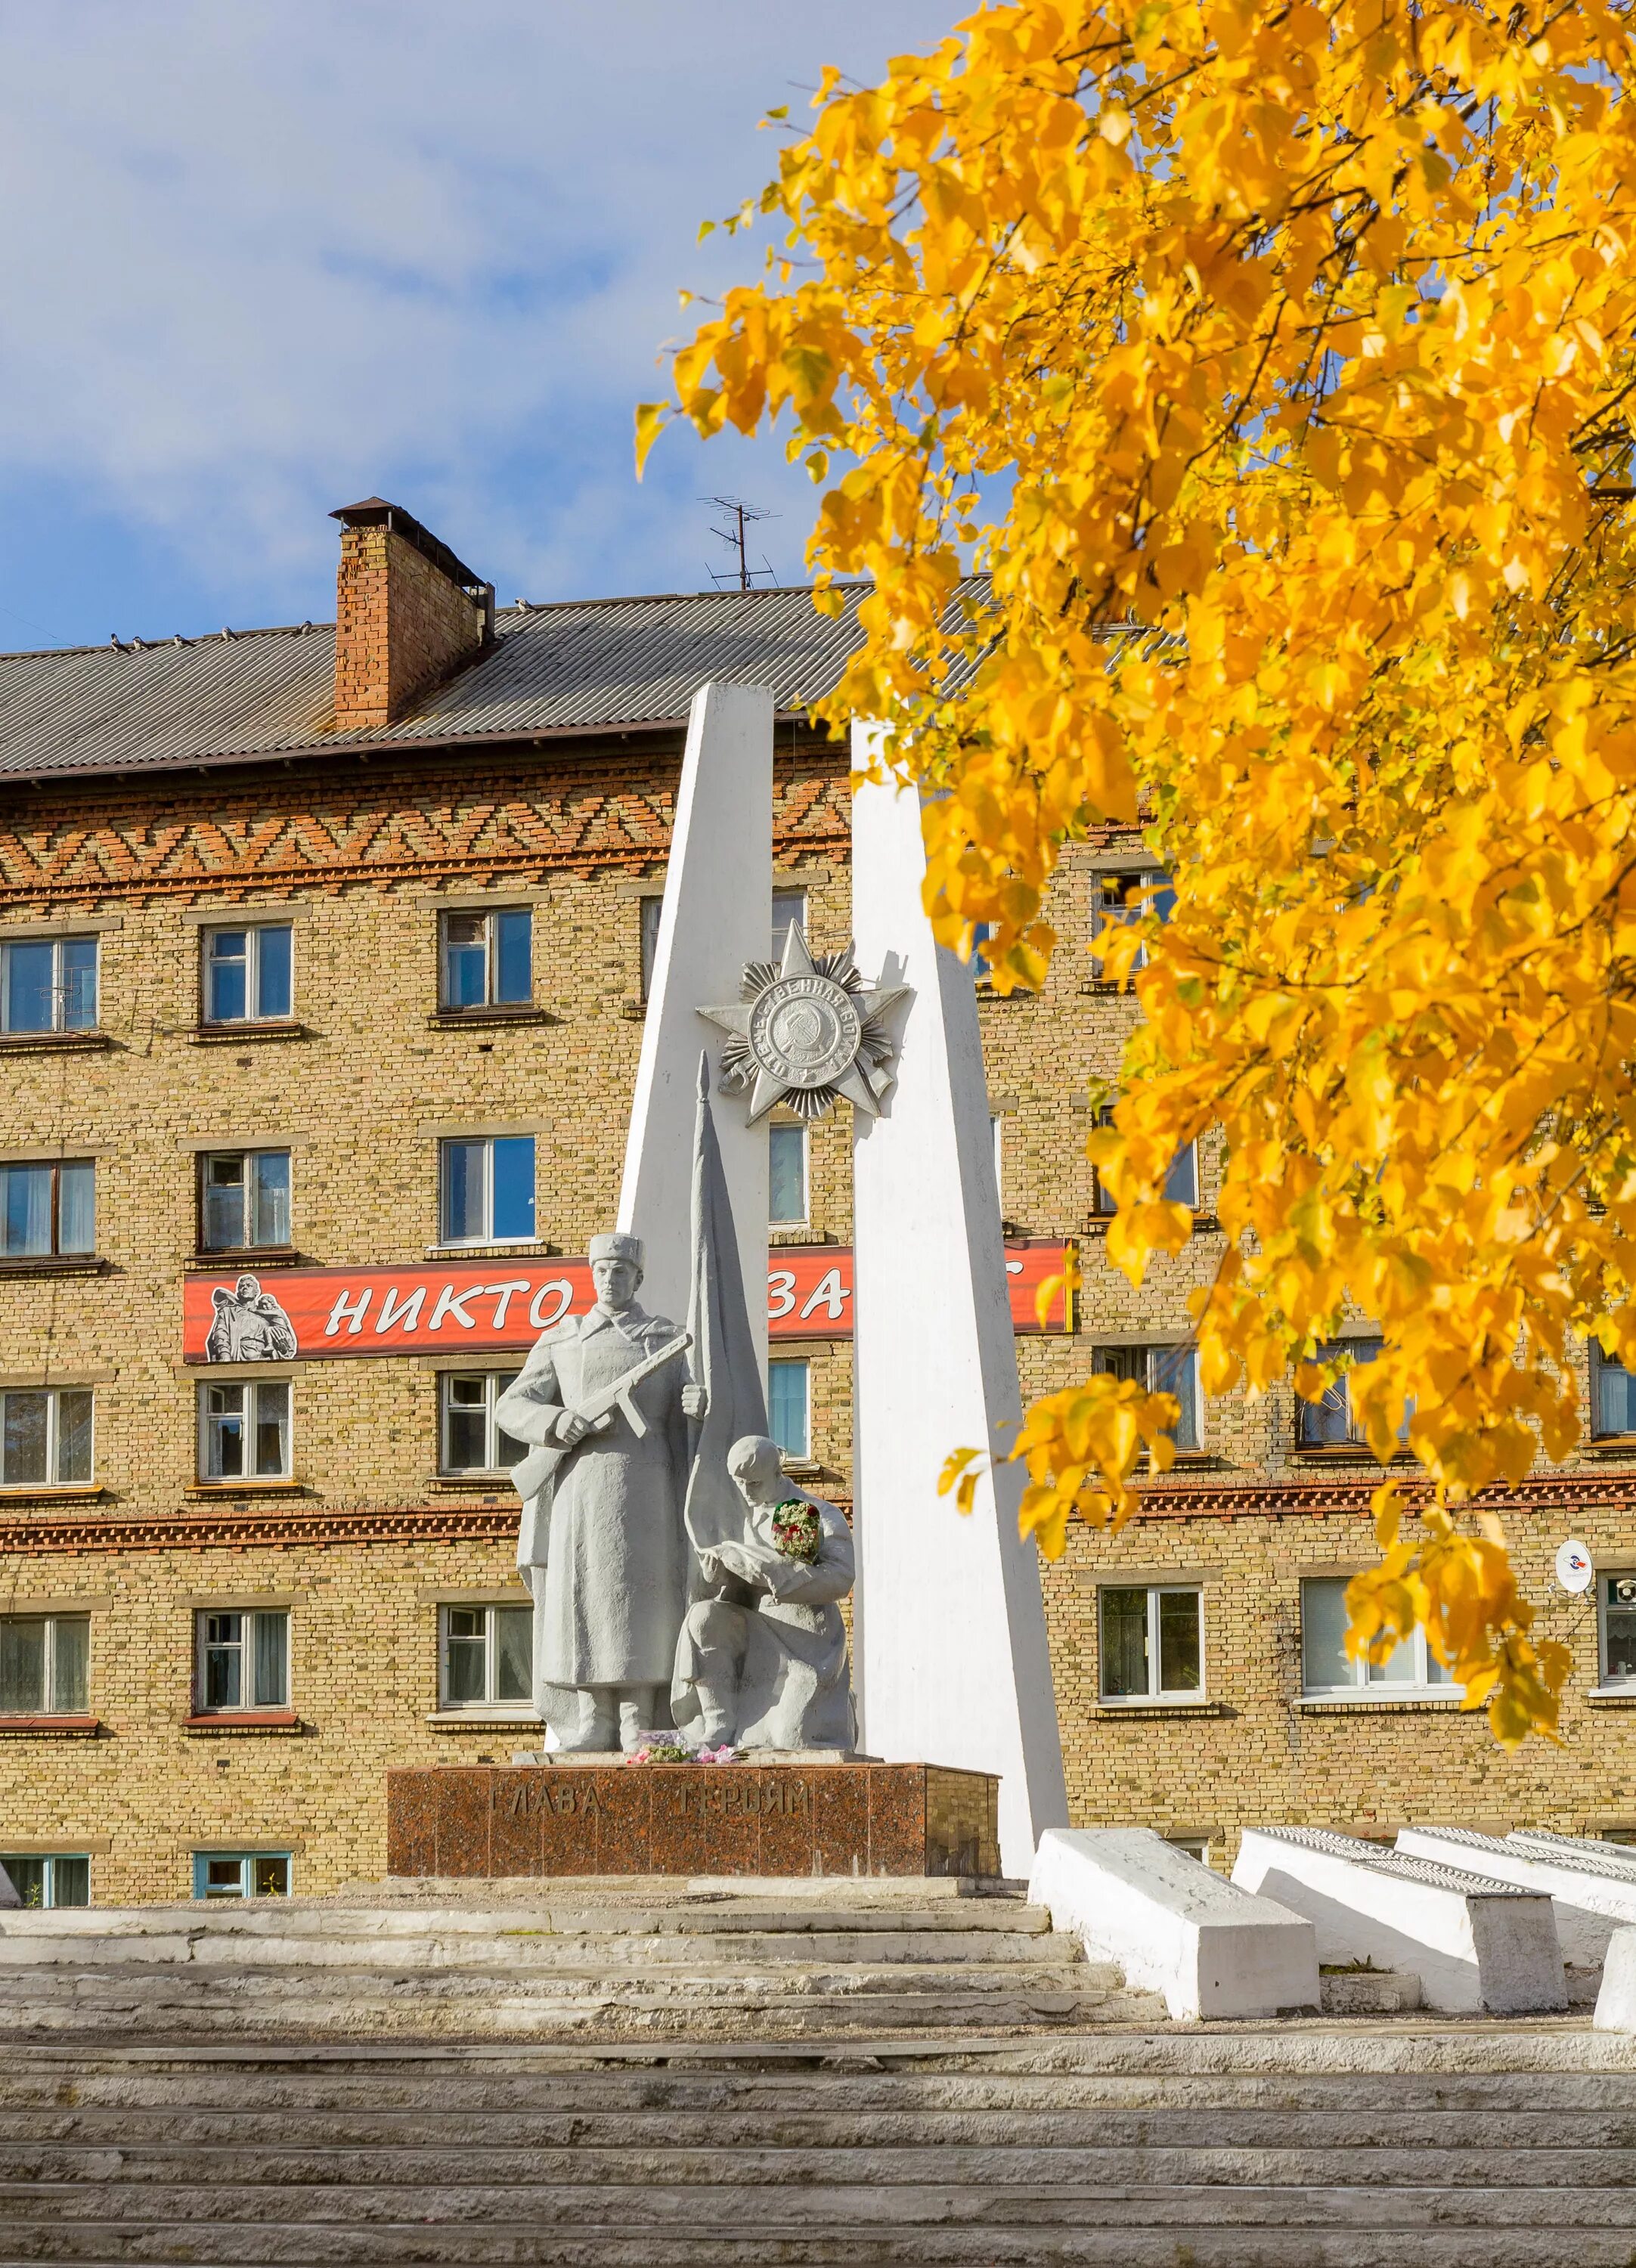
[0,1,956,652]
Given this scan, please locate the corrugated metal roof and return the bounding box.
[0,584,881,785]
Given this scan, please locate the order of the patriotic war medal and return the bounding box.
[699,925,911,1123]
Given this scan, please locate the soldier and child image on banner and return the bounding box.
[497,1055,854,1758]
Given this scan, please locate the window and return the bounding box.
[772,888,807,961]
[0,934,97,1033]
[0,1854,89,1908]
[1600,1576,1636,1690]
[1166,1836,1210,1865]
[640,895,664,999]
[440,908,531,1011]
[200,1151,290,1252]
[195,1609,290,1712]
[1099,1585,1204,1700]
[0,1159,94,1257]
[990,1114,1004,1209]
[193,1851,291,1899]
[198,1380,290,1481]
[0,1388,92,1488]
[770,1123,807,1225]
[1300,1576,1455,1696]
[1091,870,1175,978]
[439,1603,533,1711]
[440,1372,525,1473]
[1295,1338,1409,1450]
[1091,1110,1199,1216]
[202,924,293,1024]
[1095,1346,1201,1452]
[769,1359,810,1461]
[0,1613,89,1714]
[1593,1349,1636,1439]
[439,1136,536,1245]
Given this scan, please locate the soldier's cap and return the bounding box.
[588,1232,643,1266]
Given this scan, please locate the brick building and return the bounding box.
[3,499,1635,1906]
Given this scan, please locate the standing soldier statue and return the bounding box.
[497,1232,702,1754]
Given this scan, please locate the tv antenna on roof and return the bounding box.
[703,496,778,590]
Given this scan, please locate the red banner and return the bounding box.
[182,1241,1075,1364]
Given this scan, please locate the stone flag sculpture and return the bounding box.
[670,1051,855,1752]
[680,1050,767,1563]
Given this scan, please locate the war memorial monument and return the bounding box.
[386,679,1068,1881]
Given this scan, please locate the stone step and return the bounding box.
[14,2100,1636,2150]
[0,1926,1067,1971]
[10,2174,1636,2232]
[12,2220,1636,2267]
[0,1969,1153,2040]
[10,2139,1636,2190]
[0,1956,1116,2001]
[0,1899,1052,1941]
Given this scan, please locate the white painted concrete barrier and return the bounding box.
[1397,1825,1636,1981]
[1594,1926,1636,2029]
[1232,1826,1566,2015]
[1029,1827,1319,2021]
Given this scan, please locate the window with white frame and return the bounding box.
[990,1114,1004,1210]
[200,1150,291,1252]
[194,1851,290,1898]
[0,1158,94,1257]
[1095,1345,1202,1452]
[770,1122,807,1226]
[1300,1576,1455,1696]
[772,888,807,961]
[0,934,97,1034]
[0,1388,92,1488]
[769,1359,810,1461]
[1295,1338,1410,1451]
[0,1613,89,1715]
[195,1609,290,1712]
[198,1380,290,1481]
[1592,1349,1636,1439]
[439,908,532,1011]
[439,1602,534,1711]
[0,1854,88,1907]
[1090,870,1176,979]
[439,1136,536,1245]
[439,1372,525,1473]
[202,924,293,1024]
[1098,1584,1204,1700]
[1599,1575,1636,1690]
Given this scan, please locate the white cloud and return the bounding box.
[0,0,955,625]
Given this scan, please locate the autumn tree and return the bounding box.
[639,0,1636,1743]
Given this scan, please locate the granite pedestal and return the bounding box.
[386,1761,1001,1879]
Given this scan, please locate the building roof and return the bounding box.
[0,584,878,785]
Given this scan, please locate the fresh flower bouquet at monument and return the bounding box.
[770,1498,821,1565]
[624,1736,739,1765]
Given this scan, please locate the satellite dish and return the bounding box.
[1556,1538,1594,1595]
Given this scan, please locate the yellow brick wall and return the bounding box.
[2,747,1634,1897]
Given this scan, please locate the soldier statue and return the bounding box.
[497,1232,703,1754]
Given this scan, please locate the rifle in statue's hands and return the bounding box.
[509,1330,693,1502]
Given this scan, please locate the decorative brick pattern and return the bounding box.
[0,747,849,907]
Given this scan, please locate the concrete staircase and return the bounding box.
[0,1878,1163,2043]
[4,2031,1635,2263]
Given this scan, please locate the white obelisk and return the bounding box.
[850,739,1069,1876]
[618,680,772,1377]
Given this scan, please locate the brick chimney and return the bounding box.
[330,498,495,730]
